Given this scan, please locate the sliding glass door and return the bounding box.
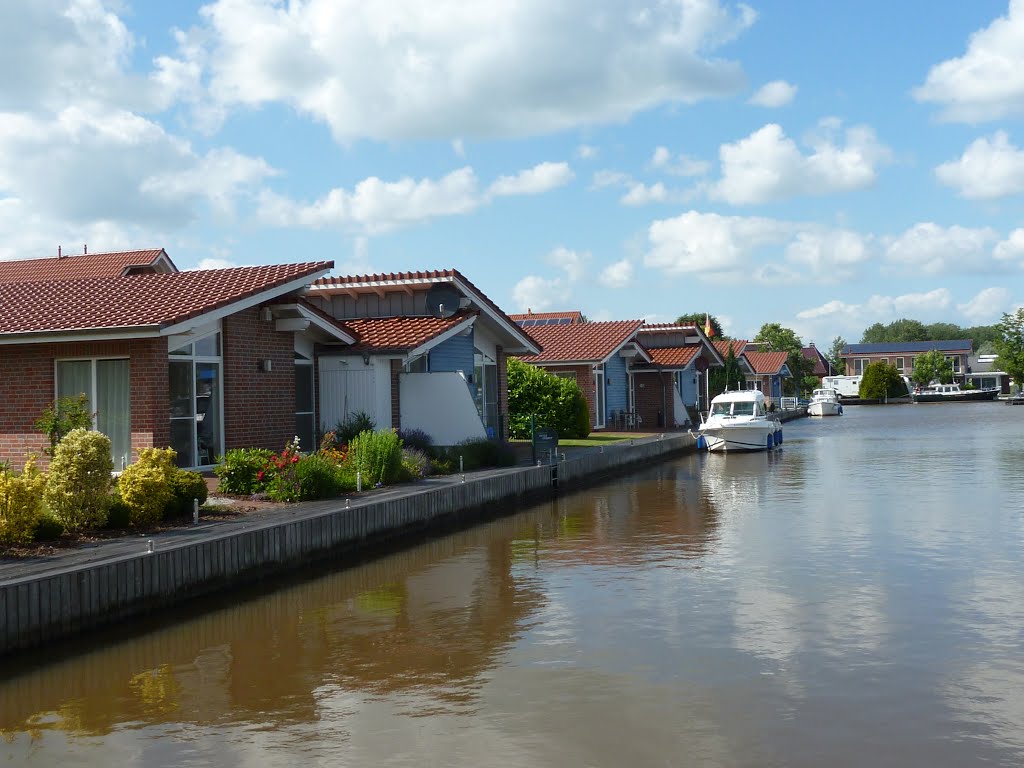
[169,331,223,468]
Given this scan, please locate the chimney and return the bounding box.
[84,244,87,255]
[527,308,533,315]
[58,245,62,258]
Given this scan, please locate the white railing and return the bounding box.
[780,396,798,411]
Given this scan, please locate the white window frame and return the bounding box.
[593,365,606,429]
[169,327,225,469]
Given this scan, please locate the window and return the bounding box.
[169,331,222,468]
[56,358,130,469]
[895,357,905,372]
[947,355,961,373]
[473,350,499,437]
[853,358,867,374]
[295,353,315,451]
[552,371,577,381]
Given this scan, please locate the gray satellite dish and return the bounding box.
[425,283,460,318]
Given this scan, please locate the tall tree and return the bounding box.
[675,312,725,339]
[826,336,846,376]
[753,323,814,396]
[911,349,953,386]
[994,308,1024,390]
[861,318,929,343]
[753,322,802,353]
[924,322,962,341]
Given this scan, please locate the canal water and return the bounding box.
[2,403,1023,767]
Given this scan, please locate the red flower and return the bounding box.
[291,455,299,463]
[257,471,264,481]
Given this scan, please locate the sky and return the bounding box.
[2,0,1023,345]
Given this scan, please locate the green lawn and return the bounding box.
[527,433,636,448]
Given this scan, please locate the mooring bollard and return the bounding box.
[459,455,464,473]
[356,470,362,492]
[193,498,199,525]
[147,539,154,554]
[346,498,350,508]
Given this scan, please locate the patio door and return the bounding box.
[169,331,223,468]
[594,367,606,429]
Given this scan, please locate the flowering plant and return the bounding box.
[263,437,303,502]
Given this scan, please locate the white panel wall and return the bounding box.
[399,372,487,445]
[319,356,392,432]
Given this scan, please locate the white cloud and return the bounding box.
[784,229,872,281]
[935,131,1024,199]
[452,138,466,158]
[196,257,238,270]
[181,0,755,141]
[598,258,634,288]
[884,222,999,274]
[591,170,632,189]
[488,162,573,197]
[621,182,671,206]
[258,161,570,234]
[645,210,793,276]
[914,0,1024,122]
[796,289,953,338]
[649,146,710,176]
[748,80,797,107]
[711,121,891,205]
[577,144,598,160]
[957,287,1013,322]
[512,274,565,312]
[995,228,1024,263]
[545,246,590,282]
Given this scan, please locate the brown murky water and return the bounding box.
[2,403,1024,767]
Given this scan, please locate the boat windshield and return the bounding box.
[711,402,732,416]
[732,402,756,416]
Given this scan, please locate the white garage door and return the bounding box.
[319,357,391,432]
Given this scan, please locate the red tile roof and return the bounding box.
[713,339,748,358]
[335,312,475,353]
[644,345,701,368]
[801,346,829,376]
[523,320,644,363]
[0,249,171,283]
[640,322,700,332]
[0,262,332,336]
[508,310,583,323]
[744,350,791,375]
[310,268,539,353]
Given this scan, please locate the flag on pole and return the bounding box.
[703,313,715,338]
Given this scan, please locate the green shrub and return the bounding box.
[119,468,172,527]
[44,429,113,533]
[168,470,208,517]
[399,447,432,481]
[859,361,909,400]
[396,428,433,454]
[105,493,132,529]
[0,457,46,545]
[264,438,302,502]
[295,453,343,500]
[35,394,93,455]
[32,513,64,542]
[215,448,273,495]
[507,358,591,439]
[348,429,403,486]
[333,412,376,446]
[437,438,518,471]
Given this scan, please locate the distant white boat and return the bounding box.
[807,388,842,417]
[699,390,782,452]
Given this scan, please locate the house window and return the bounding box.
[853,358,867,374]
[473,351,498,437]
[946,355,961,373]
[895,357,905,372]
[56,358,130,469]
[295,353,315,451]
[169,331,222,468]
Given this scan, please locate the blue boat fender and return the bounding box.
[766,432,774,449]
[697,436,707,450]
[777,428,783,444]
[838,405,843,415]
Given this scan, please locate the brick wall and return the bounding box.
[0,338,168,469]
[223,307,297,452]
[632,371,673,430]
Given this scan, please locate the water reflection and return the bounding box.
[2,404,1024,766]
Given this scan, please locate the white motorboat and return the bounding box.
[807,388,842,417]
[699,390,782,452]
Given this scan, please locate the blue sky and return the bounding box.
[2,1,1023,345]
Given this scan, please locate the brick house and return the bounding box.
[840,340,974,381]
[0,249,348,470]
[307,270,540,443]
[630,323,724,427]
[510,320,651,430]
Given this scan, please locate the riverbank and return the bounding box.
[0,431,698,656]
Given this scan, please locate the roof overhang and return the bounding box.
[0,326,162,345]
[405,315,477,363]
[310,273,541,355]
[269,302,356,344]
[611,340,653,365]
